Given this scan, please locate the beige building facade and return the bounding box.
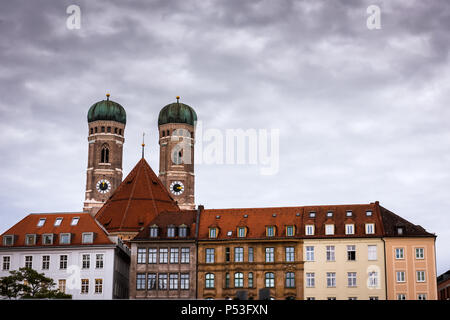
[303,238,386,300]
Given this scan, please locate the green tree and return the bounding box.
[0,267,72,299]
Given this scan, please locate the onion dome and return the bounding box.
[87,94,126,124]
[158,96,197,126]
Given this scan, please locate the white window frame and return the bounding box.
[347,272,357,287]
[2,256,11,271]
[60,233,71,245]
[326,245,335,262]
[368,245,377,261]
[70,217,80,226]
[365,223,375,234]
[82,232,94,244]
[54,218,63,226]
[306,272,315,288]
[325,224,335,235]
[37,218,46,227]
[395,248,404,260]
[396,271,406,283]
[82,254,91,269]
[25,234,37,246]
[326,272,336,288]
[415,248,424,260]
[417,294,427,300]
[305,225,314,236]
[397,294,406,300]
[42,234,54,245]
[345,224,355,235]
[2,235,15,246]
[305,246,315,261]
[416,271,426,283]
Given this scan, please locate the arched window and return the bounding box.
[100,145,110,163]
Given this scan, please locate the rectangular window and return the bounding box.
[42,234,53,245]
[365,223,375,234]
[415,248,424,259]
[158,274,168,290]
[306,246,315,261]
[417,271,426,282]
[2,256,11,271]
[325,224,334,235]
[159,248,168,264]
[286,225,294,237]
[368,245,377,261]
[306,273,315,288]
[136,273,146,290]
[234,272,244,288]
[205,248,215,263]
[369,272,378,288]
[37,218,46,227]
[266,226,275,237]
[167,227,175,238]
[397,294,406,300]
[169,273,179,290]
[225,247,230,262]
[82,233,94,244]
[265,247,274,263]
[396,271,406,283]
[265,272,275,288]
[180,248,190,264]
[54,217,63,226]
[285,247,295,262]
[25,256,33,268]
[148,248,157,264]
[150,227,158,237]
[58,279,66,293]
[25,234,36,246]
[82,254,90,269]
[3,235,15,246]
[59,255,68,270]
[205,273,215,288]
[180,274,189,290]
[248,247,254,262]
[237,227,246,238]
[178,227,187,237]
[81,279,89,294]
[60,233,71,245]
[147,273,156,290]
[346,211,353,217]
[347,272,357,287]
[42,255,50,270]
[347,245,356,261]
[95,254,104,269]
[326,246,335,262]
[170,248,179,264]
[248,272,254,288]
[234,247,244,262]
[327,272,336,288]
[209,228,217,239]
[285,272,295,288]
[305,225,314,236]
[137,248,146,264]
[369,296,379,300]
[366,210,373,216]
[345,224,355,235]
[95,279,103,294]
[395,248,404,259]
[71,217,79,226]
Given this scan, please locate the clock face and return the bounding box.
[96,179,111,194]
[170,181,184,195]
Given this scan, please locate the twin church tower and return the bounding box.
[83,94,197,216]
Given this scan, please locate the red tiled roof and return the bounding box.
[0,212,113,247]
[95,158,181,233]
[132,210,198,241]
[198,203,385,240]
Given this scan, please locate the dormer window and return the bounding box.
[346,211,353,217]
[71,217,80,226]
[286,226,295,237]
[54,218,63,226]
[209,227,218,239]
[237,227,247,238]
[309,212,316,218]
[266,226,275,237]
[60,233,72,244]
[365,223,375,235]
[167,226,176,238]
[396,226,404,235]
[37,218,46,227]
[25,234,36,245]
[327,212,333,218]
[42,234,54,245]
[325,224,335,235]
[2,235,15,246]
[150,226,159,238]
[82,232,94,244]
[178,226,187,237]
[366,210,373,217]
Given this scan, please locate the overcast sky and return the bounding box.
[0,0,449,274]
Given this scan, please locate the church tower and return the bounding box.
[158,97,197,210]
[83,94,126,215]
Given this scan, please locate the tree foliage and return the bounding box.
[0,267,72,299]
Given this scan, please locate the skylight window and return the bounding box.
[37,218,46,227]
[71,217,80,226]
[54,218,63,226]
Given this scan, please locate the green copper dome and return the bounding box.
[87,96,126,124]
[158,99,197,126]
